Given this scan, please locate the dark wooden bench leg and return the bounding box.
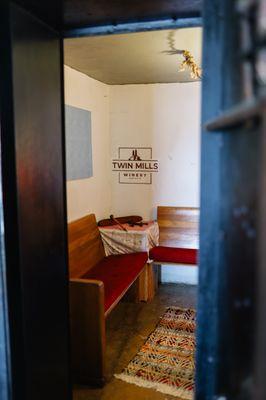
[69,279,106,387]
[122,278,141,303]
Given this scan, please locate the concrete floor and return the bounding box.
[73,283,198,400]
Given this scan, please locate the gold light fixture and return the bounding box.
[163,31,202,80]
[179,50,202,79]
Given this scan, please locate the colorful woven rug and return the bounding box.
[115,307,196,399]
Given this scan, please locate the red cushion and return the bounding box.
[149,246,198,265]
[82,252,148,312]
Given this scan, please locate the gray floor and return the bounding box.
[73,283,198,400]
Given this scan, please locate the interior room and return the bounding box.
[1,2,264,400]
[64,27,202,400]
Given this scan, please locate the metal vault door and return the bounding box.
[196,1,266,399]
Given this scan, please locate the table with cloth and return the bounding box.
[99,221,159,301]
[99,220,159,257]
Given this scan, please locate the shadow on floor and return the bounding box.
[73,283,197,400]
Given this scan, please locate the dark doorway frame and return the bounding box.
[0,2,71,400]
[1,1,265,400]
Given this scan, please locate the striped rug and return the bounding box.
[115,307,196,399]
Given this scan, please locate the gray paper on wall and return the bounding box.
[65,105,93,180]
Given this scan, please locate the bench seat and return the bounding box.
[149,207,199,268]
[149,246,198,265]
[68,214,150,385]
[82,252,148,312]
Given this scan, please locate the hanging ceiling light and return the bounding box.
[179,50,202,79]
[162,31,202,80]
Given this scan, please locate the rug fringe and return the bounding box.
[114,373,193,400]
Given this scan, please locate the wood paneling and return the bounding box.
[68,214,105,278]
[158,206,199,249]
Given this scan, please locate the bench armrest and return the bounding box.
[69,278,106,386]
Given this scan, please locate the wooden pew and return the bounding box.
[68,214,148,386]
[150,206,199,266]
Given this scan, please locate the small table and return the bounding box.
[99,221,159,301]
[99,221,159,258]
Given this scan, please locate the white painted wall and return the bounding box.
[110,83,201,219]
[64,66,111,222]
[161,265,198,285]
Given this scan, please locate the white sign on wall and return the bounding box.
[112,147,159,184]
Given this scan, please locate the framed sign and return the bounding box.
[112,147,159,184]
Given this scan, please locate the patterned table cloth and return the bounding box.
[99,221,159,259]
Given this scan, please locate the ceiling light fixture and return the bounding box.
[179,50,202,79]
[163,31,202,80]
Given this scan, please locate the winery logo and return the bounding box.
[128,149,142,161]
[112,147,159,184]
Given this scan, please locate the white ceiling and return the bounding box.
[64,27,202,85]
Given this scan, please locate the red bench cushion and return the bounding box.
[82,252,148,312]
[149,246,198,265]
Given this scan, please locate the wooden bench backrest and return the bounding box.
[68,214,105,279]
[157,206,199,249]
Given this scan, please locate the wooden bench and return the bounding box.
[68,214,148,386]
[149,206,199,265]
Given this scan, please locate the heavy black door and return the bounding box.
[196,0,266,399]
